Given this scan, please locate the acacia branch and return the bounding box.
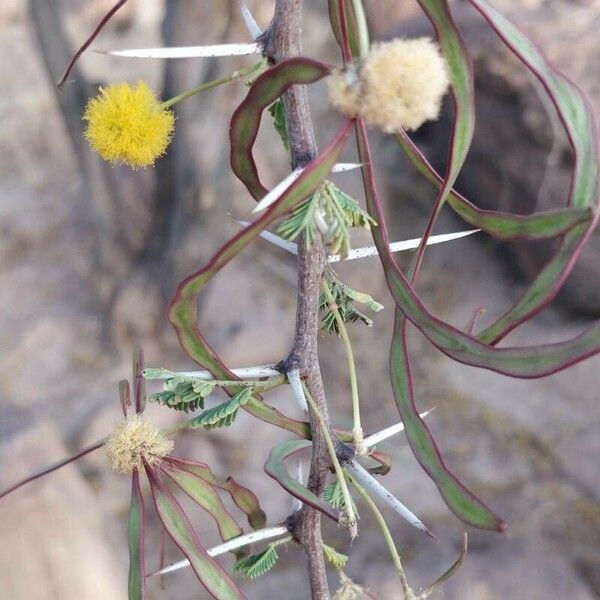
[263,2,333,598]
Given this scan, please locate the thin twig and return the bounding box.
[418,533,468,599]
[302,383,357,532]
[57,0,129,87]
[0,438,106,499]
[321,279,364,451]
[153,525,290,576]
[266,1,335,595]
[346,472,416,600]
[162,61,263,108]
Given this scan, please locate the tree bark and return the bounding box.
[264,2,333,598]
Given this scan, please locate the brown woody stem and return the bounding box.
[264,1,333,598]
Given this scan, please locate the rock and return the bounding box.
[380,1,600,314]
[0,421,125,599]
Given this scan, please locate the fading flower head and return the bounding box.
[328,37,450,132]
[83,81,175,168]
[106,414,174,474]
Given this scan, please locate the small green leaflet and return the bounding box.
[277,181,375,257]
[324,481,345,508]
[142,367,174,379]
[320,279,383,334]
[277,194,319,247]
[323,480,358,517]
[341,283,384,313]
[189,388,253,430]
[322,543,348,569]
[233,544,279,579]
[150,377,216,413]
[268,98,290,150]
[331,186,376,230]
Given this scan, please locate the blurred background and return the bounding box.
[1,0,599,598]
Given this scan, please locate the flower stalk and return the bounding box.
[162,61,264,108]
[302,382,357,531]
[346,472,416,600]
[321,279,365,452]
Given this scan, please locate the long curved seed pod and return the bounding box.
[359,125,600,370]
[348,0,598,529]
[264,439,339,522]
[466,0,600,344]
[128,470,146,600]
[327,0,361,61]
[395,129,593,240]
[146,465,246,599]
[410,0,475,280]
[354,4,599,526]
[390,314,506,530]
[162,466,244,545]
[229,58,332,200]
[168,121,352,435]
[162,456,267,530]
[391,0,503,530]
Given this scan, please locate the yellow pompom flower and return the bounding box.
[105,414,174,474]
[328,38,450,132]
[83,81,175,168]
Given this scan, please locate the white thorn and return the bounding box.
[236,220,298,255]
[287,370,309,415]
[327,229,480,263]
[145,365,280,381]
[250,162,361,215]
[100,43,261,59]
[252,168,304,213]
[346,461,432,536]
[291,456,304,512]
[238,226,478,265]
[155,525,290,576]
[363,409,434,448]
[331,162,364,173]
[239,0,263,39]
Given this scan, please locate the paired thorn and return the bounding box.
[100,43,262,59]
[239,0,263,40]
[252,168,304,213]
[143,365,281,381]
[286,370,309,414]
[241,218,480,263]
[363,409,434,448]
[290,456,304,512]
[330,229,480,263]
[153,525,290,577]
[251,163,364,214]
[345,460,435,539]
